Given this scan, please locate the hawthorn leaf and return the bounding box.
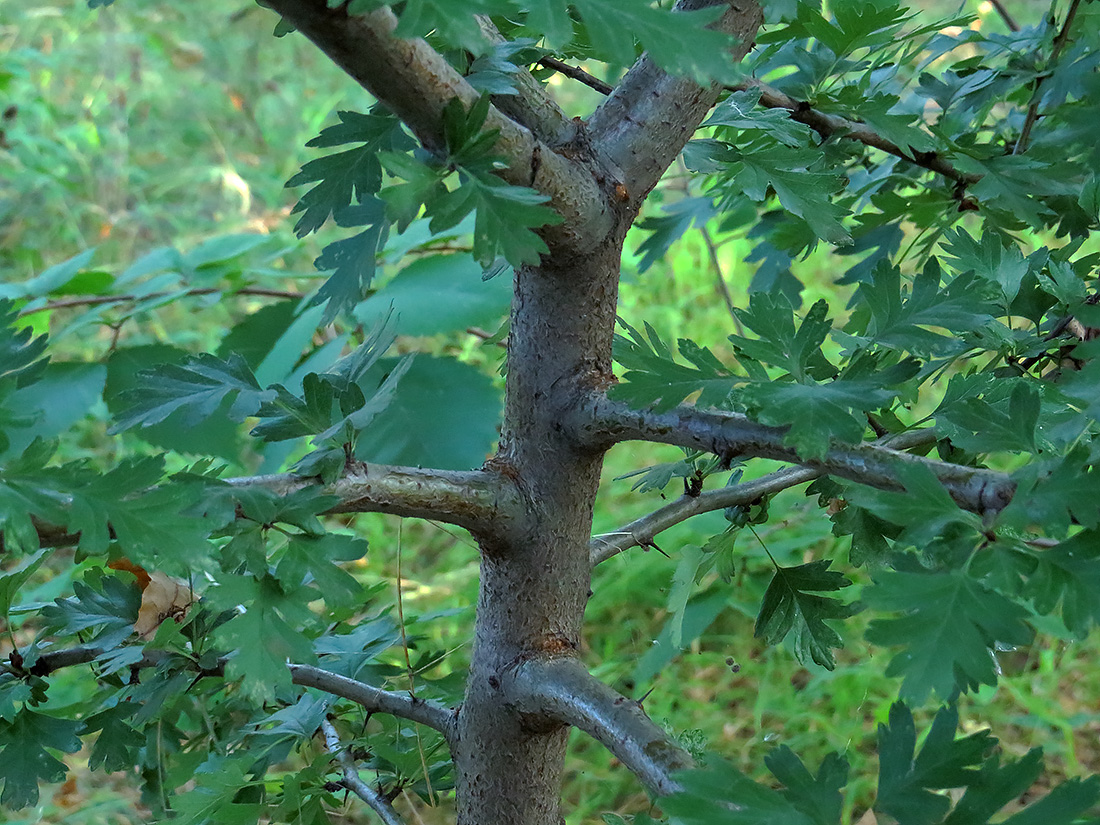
[354,253,512,336]
[210,574,318,702]
[0,300,48,387]
[754,560,855,670]
[111,352,270,432]
[665,757,817,825]
[286,110,408,237]
[0,708,81,810]
[876,703,994,825]
[80,703,144,773]
[1024,528,1100,636]
[864,570,1034,703]
[765,746,848,825]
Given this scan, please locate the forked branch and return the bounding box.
[321,720,406,825]
[590,429,937,566]
[505,657,692,797]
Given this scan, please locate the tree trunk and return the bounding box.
[453,229,631,824]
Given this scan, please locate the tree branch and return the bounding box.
[537,56,613,96]
[17,646,456,740]
[589,429,937,566]
[8,462,526,553]
[226,461,526,540]
[504,657,692,798]
[587,0,763,207]
[321,719,406,825]
[989,0,1020,32]
[291,665,456,739]
[474,16,579,148]
[733,77,982,192]
[573,393,1015,515]
[262,0,612,253]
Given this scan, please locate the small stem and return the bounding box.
[1014,0,1082,154]
[17,286,302,317]
[536,56,614,96]
[988,0,1020,31]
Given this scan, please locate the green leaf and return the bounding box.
[765,746,847,825]
[755,560,855,670]
[276,532,368,605]
[40,570,140,645]
[0,300,48,387]
[855,260,993,356]
[1024,528,1100,637]
[80,702,144,773]
[311,202,389,324]
[354,253,512,336]
[104,346,243,459]
[68,457,212,568]
[171,753,263,825]
[665,757,817,825]
[667,545,704,650]
[611,321,735,412]
[1000,776,1100,825]
[286,110,407,237]
[0,362,106,460]
[937,379,1039,454]
[111,352,270,432]
[941,227,1031,305]
[0,708,81,810]
[0,549,49,619]
[728,141,850,244]
[353,355,501,470]
[210,573,318,702]
[706,89,815,148]
[446,174,561,268]
[865,570,1034,703]
[845,462,982,548]
[251,373,344,443]
[876,703,994,825]
[573,0,737,82]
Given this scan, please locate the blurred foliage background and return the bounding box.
[2,1,1095,823]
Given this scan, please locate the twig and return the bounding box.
[989,0,1020,31]
[17,286,303,317]
[591,466,818,566]
[538,54,982,201]
[321,719,406,825]
[590,428,937,566]
[1014,0,1083,154]
[698,224,743,334]
[537,56,614,96]
[732,78,982,195]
